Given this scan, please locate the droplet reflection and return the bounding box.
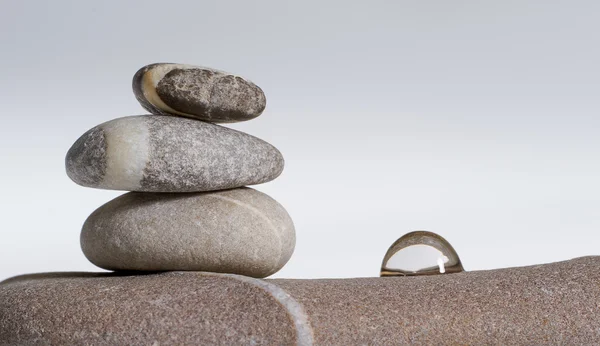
[380,231,464,277]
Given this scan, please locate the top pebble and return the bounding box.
[133,63,266,123]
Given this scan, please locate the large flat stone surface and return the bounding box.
[275,256,600,345]
[0,272,299,346]
[2,257,600,345]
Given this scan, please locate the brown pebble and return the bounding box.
[2,257,599,345]
[133,63,266,123]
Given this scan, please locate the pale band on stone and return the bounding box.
[380,230,464,277]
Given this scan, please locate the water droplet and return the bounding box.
[380,231,464,277]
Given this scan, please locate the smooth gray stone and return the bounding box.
[66,115,284,192]
[133,63,266,123]
[2,257,600,345]
[80,187,295,277]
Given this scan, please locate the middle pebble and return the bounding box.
[80,187,295,278]
[65,115,284,192]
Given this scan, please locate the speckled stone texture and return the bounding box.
[0,272,300,346]
[66,115,284,192]
[133,63,266,123]
[2,257,600,345]
[81,188,295,277]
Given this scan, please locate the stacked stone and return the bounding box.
[65,63,295,278]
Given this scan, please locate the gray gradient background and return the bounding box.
[1,1,599,282]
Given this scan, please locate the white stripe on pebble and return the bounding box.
[99,116,150,190]
[203,272,315,346]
